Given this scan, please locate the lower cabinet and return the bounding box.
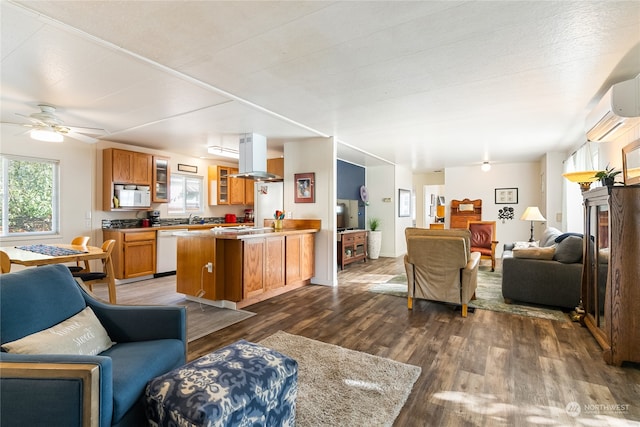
[286,234,315,285]
[337,230,367,270]
[243,236,285,299]
[104,230,156,279]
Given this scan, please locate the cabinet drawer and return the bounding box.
[354,234,366,243]
[124,231,156,242]
[342,236,355,245]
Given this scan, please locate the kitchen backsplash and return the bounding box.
[102,216,248,229]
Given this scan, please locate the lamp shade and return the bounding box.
[520,206,546,222]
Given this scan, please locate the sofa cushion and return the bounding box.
[554,235,583,263]
[101,339,185,424]
[512,246,555,260]
[1,307,114,355]
[0,265,87,345]
[554,232,584,243]
[540,227,562,247]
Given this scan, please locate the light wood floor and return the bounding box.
[110,256,640,426]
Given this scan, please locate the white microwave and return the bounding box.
[115,189,151,208]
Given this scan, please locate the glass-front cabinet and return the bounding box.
[152,156,170,203]
[581,186,640,366]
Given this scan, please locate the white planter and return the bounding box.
[368,230,382,259]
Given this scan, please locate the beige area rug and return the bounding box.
[368,269,569,322]
[259,331,421,427]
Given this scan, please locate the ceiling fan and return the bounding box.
[4,104,108,143]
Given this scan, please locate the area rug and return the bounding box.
[368,270,569,322]
[259,331,421,427]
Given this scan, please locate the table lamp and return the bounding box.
[521,206,546,242]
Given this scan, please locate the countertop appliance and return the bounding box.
[244,209,254,223]
[115,189,150,208]
[254,181,284,227]
[225,214,237,223]
[156,228,188,274]
[148,210,161,226]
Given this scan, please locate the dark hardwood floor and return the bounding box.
[115,256,640,426]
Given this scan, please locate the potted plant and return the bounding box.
[594,165,621,187]
[367,217,382,259]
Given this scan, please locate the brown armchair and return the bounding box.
[467,221,498,271]
[404,228,481,317]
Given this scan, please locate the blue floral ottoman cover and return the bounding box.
[145,339,298,427]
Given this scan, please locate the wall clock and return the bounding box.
[360,185,369,203]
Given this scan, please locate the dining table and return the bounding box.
[1,243,107,267]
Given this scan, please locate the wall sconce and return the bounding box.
[481,161,491,172]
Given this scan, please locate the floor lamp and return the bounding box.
[521,207,546,242]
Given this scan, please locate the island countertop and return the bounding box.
[174,226,320,240]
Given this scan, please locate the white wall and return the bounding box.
[366,164,395,257]
[0,125,95,253]
[412,172,445,228]
[444,161,543,256]
[394,164,414,257]
[284,137,335,286]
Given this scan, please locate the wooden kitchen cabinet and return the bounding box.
[152,155,170,203]
[286,233,315,285]
[103,229,156,279]
[242,236,285,298]
[267,157,284,177]
[229,169,245,205]
[214,165,253,205]
[177,234,220,299]
[103,148,153,211]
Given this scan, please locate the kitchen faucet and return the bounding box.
[188,213,193,224]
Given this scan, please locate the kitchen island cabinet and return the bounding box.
[176,220,320,308]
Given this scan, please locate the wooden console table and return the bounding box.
[337,230,368,270]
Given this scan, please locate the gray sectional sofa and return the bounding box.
[501,227,583,309]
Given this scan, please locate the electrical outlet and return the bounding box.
[206,262,213,273]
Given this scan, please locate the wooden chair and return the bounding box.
[72,239,117,304]
[467,220,498,271]
[0,250,11,274]
[68,236,91,273]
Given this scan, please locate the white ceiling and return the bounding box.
[1,1,639,171]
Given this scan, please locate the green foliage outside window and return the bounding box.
[0,156,58,234]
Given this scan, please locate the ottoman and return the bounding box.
[145,340,298,427]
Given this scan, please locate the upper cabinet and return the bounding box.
[110,148,152,185]
[209,165,254,206]
[267,158,284,177]
[152,156,170,203]
[103,148,153,211]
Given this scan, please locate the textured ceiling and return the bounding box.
[1,1,639,171]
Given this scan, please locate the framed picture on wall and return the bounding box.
[495,187,518,204]
[398,188,411,217]
[294,173,315,203]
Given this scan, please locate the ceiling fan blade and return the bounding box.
[64,125,109,136]
[15,112,46,126]
[65,131,99,144]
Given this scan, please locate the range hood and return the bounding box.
[228,133,282,181]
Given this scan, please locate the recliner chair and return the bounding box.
[404,228,481,317]
[0,264,187,427]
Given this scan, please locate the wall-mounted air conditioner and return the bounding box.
[586,75,640,142]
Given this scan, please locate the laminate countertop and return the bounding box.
[174,227,319,240]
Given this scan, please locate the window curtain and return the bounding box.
[563,142,598,232]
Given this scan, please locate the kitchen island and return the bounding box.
[175,219,320,309]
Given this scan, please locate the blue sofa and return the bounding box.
[0,264,187,427]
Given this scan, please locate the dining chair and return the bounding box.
[72,239,117,303]
[0,251,11,274]
[68,236,91,273]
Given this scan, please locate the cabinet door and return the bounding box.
[152,156,170,203]
[132,152,152,185]
[217,166,229,205]
[301,233,315,280]
[286,235,303,284]
[229,168,245,205]
[243,239,264,298]
[112,149,133,183]
[123,240,156,278]
[244,179,255,205]
[264,236,285,290]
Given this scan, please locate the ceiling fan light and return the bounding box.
[31,128,63,142]
[207,145,239,159]
[481,161,491,172]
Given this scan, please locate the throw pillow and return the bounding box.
[554,235,583,263]
[512,246,556,260]
[554,232,584,243]
[540,227,562,247]
[1,306,114,355]
[514,241,539,249]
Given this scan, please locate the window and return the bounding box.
[0,155,60,236]
[168,174,203,214]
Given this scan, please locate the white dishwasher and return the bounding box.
[156,229,188,274]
